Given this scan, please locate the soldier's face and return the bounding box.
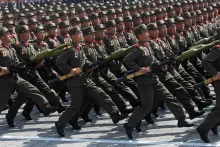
[138,30,149,42]
[134,18,142,27]
[92,19,100,26]
[48,27,57,36]
[21,31,30,41]
[167,24,176,35]
[84,33,95,43]
[159,25,167,37]
[142,17,151,24]
[60,26,69,34]
[176,22,184,31]
[108,14,116,20]
[149,29,158,39]
[2,32,11,43]
[125,21,133,29]
[182,5,189,12]
[116,13,123,18]
[150,15,156,22]
[71,31,83,43]
[193,4,199,10]
[36,30,45,41]
[184,19,192,26]
[116,22,125,31]
[107,26,116,34]
[196,15,203,22]
[199,3,204,9]
[123,10,130,17]
[168,11,175,17]
[156,14,163,20]
[95,30,105,39]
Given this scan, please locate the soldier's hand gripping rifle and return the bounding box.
[116,40,220,83]
[0,62,26,77]
[193,76,219,89]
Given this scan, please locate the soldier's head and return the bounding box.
[46,22,57,37]
[202,8,208,20]
[90,13,100,26]
[134,24,149,42]
[193,0,199,10]
[34,26,45,41]
[155,8,163,21]
[82,26,95,43]
[122,6,130,17]
[76,7,86,19]
[175,17,185,32]
[106,20,117,35]
[28,18,38,31]
[0,27,11,44]
[147,23,158,39]
[98,12,108,24]
[17,25,30,41]
[166,18,176,35]
[116,9,123,18]
[94,24,106,40]
[81,16,91,29]
[107,9,116,20]
[182,1,189,13]
[207,6,214,19]
[51,13,61,25]
[196,10,203,23]
[132,13,142,27]
[167,6,175,18]
[124,16,133,30]
[183,12,192,27]
[173,2,182,16]
[59,11,69,22]
[59,21,70,35]
[68,26,83,44]
[157,20,167,37]
[141,12,151,25]
[70,17,81,28]
[149,11,156,23]
[3,21,15,33]
[115,17,125,32]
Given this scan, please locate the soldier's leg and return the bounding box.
[163,77,196,114]
[96,77,128,112]
[58,86,84,127]
[30,75,62,106]
[155,81,186,122]
[128,85,154,128]
[173,72,212,109]
[199,80,220,132]
[0,83,14,113]
[182,62,212,99]
[86,82,120,117]
[123,79,140,98]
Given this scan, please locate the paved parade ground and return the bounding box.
[0,86,219,147]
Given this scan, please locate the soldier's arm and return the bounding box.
[202,48,220,76]
[103,38,115,55]
[123,47,141,71]
[56,49,74,74]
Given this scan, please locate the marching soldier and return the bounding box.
[8,25,66,121]
[55,26,127,137]
[123,24,193,140]
[0,27,56,127]
[197,42,220,143]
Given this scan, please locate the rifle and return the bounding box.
[48,58,112,87]
[193,76,219,89]
[116,40,219,83]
